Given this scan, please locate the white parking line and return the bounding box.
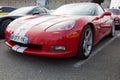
[73,33,120,68]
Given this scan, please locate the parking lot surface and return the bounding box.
[0,32,120,80]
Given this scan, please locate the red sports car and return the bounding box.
[5,3,117,59]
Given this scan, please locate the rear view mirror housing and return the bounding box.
[99,11,112,18]
[103,11,112,16]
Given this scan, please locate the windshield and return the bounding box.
[53,3,96,16]
[0,7,16,12]
[8,7,34,15]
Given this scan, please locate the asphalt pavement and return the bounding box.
[0,32,120,80]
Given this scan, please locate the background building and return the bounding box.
[0,0,111,9]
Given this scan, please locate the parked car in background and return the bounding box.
[106,8,120,29]
[0,6,16,15]
[5,3,118,59]
[0,6,50,38]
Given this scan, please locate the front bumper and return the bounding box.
[5,31,81,58]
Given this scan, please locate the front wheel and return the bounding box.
[77,25,93,59]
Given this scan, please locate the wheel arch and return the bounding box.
[0,17,15,25]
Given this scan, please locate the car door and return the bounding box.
[96,5,112,38]
[92,5,113,43]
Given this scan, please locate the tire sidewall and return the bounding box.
[77,25,93,59]
[0,19,12,38]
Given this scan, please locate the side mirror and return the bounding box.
[99,11,111,18]
[103,11,112,16]
[93,11,112,21]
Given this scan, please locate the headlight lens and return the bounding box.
[46,20,75,32]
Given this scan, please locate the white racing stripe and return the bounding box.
[12,45,20,51]
[73,33,120,68]
[12,45,27,53]
[14,22,36,36]
[40,17,72,26]
[17,47,27,53]
[14,16,57,36]
[13,16,73,37]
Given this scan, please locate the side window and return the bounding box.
[97,5,104,15]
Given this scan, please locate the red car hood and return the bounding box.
[7,15,94,36]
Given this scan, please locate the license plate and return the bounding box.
[10,34,28,44]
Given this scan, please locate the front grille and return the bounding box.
[12,41,42,50]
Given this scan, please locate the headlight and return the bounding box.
[46,20,75,32]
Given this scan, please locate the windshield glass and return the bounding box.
[8,7,34,15]
[53,3,96,16]
[0,7,16,12]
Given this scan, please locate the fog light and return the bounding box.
[50,46,66,52]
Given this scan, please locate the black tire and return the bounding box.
[0,19,12,38]
[77,25,93,59]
